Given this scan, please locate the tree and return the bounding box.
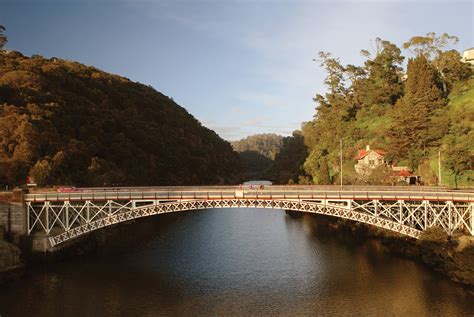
[0,25,6,50]
[403,32,465,94]
[388,55,446,165]
[444,141,472,188]
[356,38,404,106]
[403,32,458,60]
[271,131,308,184]
[304,148,331,184]
[434,50,472,92]
[29,158,52,185]
[314,51,347,96]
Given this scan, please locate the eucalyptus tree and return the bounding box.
[403,32,470,94]
[0,25,7,50]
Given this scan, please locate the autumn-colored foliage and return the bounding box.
[0,51,241,186]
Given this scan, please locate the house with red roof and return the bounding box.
[392,169,419,185]
[354,145,387,176]
[354,145,420,184]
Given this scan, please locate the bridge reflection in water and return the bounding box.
[24,186,474,247]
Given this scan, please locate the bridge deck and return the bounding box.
[25,186,474,202]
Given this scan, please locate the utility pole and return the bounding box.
[340,139,343,188]
[438,150,442,187]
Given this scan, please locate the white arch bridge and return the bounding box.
[24,186,474,248]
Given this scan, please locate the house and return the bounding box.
[393,169,419,185]
[354,145,420,184]
[461,48,474,65]
[354,145,386,176]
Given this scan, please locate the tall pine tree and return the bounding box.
[388,55,446,166]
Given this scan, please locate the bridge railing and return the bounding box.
[24,187,474,202]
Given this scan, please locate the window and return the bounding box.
[369,159,375,166]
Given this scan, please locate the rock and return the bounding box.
[0,240,22,271]
[0,239,24,283]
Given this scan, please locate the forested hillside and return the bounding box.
[0,51,241,186]
[231,133,283,180]
[230,131,309,184]
[300,33,473,187]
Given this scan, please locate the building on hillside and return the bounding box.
[461,48,474,65]
[354,145,420,184]
[354,145,386,176]
[393,169,419,185]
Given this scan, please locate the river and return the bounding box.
[0,208,473,316]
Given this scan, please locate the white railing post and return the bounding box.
[45,201,50,234]
[470,203,474,236]
[65,201,69,230]
[86,201,90,223]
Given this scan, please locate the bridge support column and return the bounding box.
[470,203,474,236]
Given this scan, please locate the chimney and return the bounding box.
[366,145,370,151]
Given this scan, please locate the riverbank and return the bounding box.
[292,211,474,291]
[0,239,24,283]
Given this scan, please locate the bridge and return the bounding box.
[23,186,474,248]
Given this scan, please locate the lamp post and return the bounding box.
[340,139,343,188]
[339,137,349,188]
[438,150,442,187]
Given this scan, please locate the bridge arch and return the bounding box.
[42,198,427,247]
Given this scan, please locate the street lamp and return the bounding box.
[339,136,348,189]
[340,139,342,187]
[340,138,347,188]
[438,150,442,187]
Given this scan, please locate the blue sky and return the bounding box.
[1,0,472,140]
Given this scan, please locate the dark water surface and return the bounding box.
[1,208,473,316]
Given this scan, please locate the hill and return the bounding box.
[0,51,241,186]
[299,34,473,187]
[231,133,283,180]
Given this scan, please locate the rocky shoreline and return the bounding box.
[0,239,24,283]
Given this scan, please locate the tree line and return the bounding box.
[301,33,472,187]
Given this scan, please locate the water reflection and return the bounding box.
[0,208,472,316]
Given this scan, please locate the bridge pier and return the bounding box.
[0,189,28,239]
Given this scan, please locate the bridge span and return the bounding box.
[24,186,474,248]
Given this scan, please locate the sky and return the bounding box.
[1,0,473,141]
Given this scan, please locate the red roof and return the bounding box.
[394,170,414,177]
[354,149,386,160]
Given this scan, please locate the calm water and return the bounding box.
[1,208,473,316]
